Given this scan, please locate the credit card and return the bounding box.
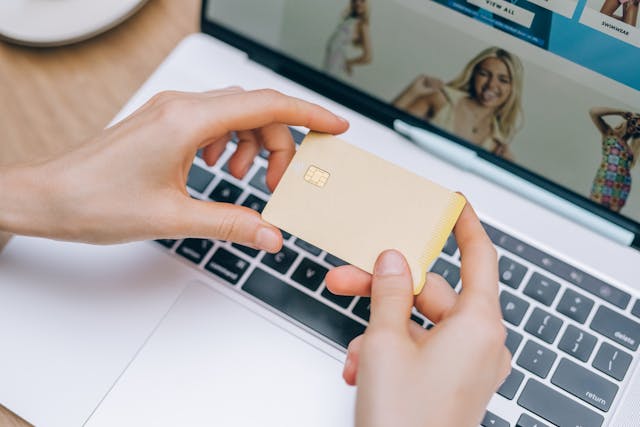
[262,132,465,294]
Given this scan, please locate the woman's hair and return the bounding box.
[448,47,524,144]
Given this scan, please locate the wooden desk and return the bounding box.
[0,0,198,424]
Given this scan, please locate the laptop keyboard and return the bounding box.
[156,128,639,427]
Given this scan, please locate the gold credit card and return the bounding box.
[262,132,466,294]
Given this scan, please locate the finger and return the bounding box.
[227,130,261,179]
[194,90,349,144]
[201,132,232,167]
[174,198,283,252]
[408,317,427,341]
[368,250,414,333]
[325,265,371,296]
[343,335,363,386]
[454,203,499,310]
[203,86,244,97]
[141,89,238,116]
[258,124,296,191]
[342,322,425,386]
[414,272,458,324]
[326,268,459,323]
[495,348,513,390]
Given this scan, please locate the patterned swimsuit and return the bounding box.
[590,135,634,212]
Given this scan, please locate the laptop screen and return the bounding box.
[204,0,640,228]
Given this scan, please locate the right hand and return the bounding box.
[326,205,510,427]
[408,74,444,97]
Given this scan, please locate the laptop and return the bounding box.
[1,0,639,426]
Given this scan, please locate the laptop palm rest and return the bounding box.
[86,281,355,427]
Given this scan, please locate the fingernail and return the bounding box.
[375,250,405,276]
[338,115,349,125]
[255,227,281,252]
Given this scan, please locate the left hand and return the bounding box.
[1,88,348,246]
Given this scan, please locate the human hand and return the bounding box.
[0,88,348,246]
[325,205,510,427]
[408,74,444,97]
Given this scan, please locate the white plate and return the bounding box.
[0,0,149,47]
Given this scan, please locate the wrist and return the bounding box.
[0,164,57,238]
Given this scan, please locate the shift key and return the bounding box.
[590,305,640,351]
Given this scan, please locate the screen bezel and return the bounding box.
[200,0,640,245]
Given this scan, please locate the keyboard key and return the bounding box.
[518,378,603,427]
[483,223,630,309]
[291,258,328,291]
[632,299,640,319]
[517,340,556,378]
[556,288,594,324]
[516,413,549,427]
[505,327,523,357]
[500,291,529,326]
[155,239,177,249]
[258,148,270,160]
[523,272,560,306]
[209,179,243,204]
[280,229,292,240]
[481,411,509,427]
[499,256,527,289]
[524,308,563,344]
[592,342,632,381]
[249,167,271,195]
[410,313,423,326]
[590,305,640,351]
[321,286,354,309]
[176,239,214,264]
[551,358,618,411]
[442,234,458,256]
[232,243,260,258]
[241,194,267,213]
[558,324,597,362]
[242,268,366,348]
[294,238,322,256]
[498,368,524,400]
[261,246,298,275]
[290,127,306,144]
[324,253,348,267]
[204,248,250,285]
[352,297,371,322]
[430,258,460,288]
[187,164,214,193]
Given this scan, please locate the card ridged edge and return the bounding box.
[414,193,466,294]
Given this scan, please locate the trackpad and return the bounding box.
[86,281,356,426]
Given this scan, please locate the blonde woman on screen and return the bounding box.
[393,47,524,160]
[323,0,372,78]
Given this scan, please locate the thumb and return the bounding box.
[176,198,283,252]
[368,250,414,332]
